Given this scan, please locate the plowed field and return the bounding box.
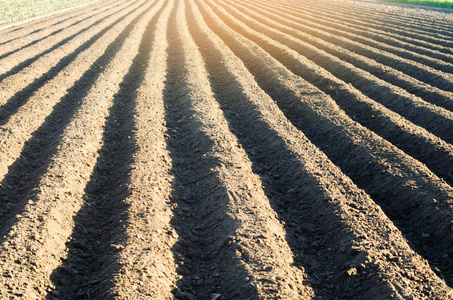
[1,0,453,299]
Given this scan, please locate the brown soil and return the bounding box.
[1,0,453,299]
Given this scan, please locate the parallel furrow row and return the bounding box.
[280,0,453,47]
[199,0,453,289]
[107,1,178,297]
[193,0,453,298]
[214,0,453,185]
[235,0,453,114]
[292,0,453,55]
[297,0,453,34]
[0,0,160,297]
[0,0,105,43]
[260,0,453,84]
[164,2,311,299]
[48,2,173,299]
[0,0,140,104]
[0,0,147,188]
[0,0,124,59]
[0,0,452,298]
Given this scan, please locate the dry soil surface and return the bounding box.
[1,0,453,299]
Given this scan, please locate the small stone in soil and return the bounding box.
[347,268,357,276]
[211,293,222,300]
[264,266,273,272]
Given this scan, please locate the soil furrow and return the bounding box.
[0,0,102,37]
[359,7,453,35]
[0,1,124,60]
[285,0,453,50]
[1,0,453,298]
[342,0,453,28]
[213,0,453,185]
[292,0,453,37]
[108,1,178,298]
[192,1,453,298]
[223,0,453,160]
[200,0,453,287]
[257,0,453,91]
[0,0,147,186]
[0,0,140,107]
[0,1,157,297]
[162,2,312,299]
[280,0,453,58]
[235,0,453,113]
[0,0,113,47]
[330,0,453,35]
[294,8,453,74]
[273,0,453,43]
[0,0,132,80]
[280,0,453,39]
[47,3,169,299]
[292,0,453,56]
[295,2,453,64]
[0,0,124,41]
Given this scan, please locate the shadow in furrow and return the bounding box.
[0,1,124,61]
[202,78,330,296]
[232,0,453,111]
[293,1,453,55]
[199,0,453,287]
[0,2,151,242]
[227,35,453,288]
[215,0,453,143]
[254,68,453,288]
[0,28,65,60]
[210,85,367,299]
[164,5,258,300]
[185,5,387,299]
[47,3,165,299]
[216,0,453,196]
[267,3,453,91]
[223,0,453,187]
[0,1,142,126]
[282,0,453,49]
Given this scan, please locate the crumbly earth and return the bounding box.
[1,0,453,299]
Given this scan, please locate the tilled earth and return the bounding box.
[1,0,453,299]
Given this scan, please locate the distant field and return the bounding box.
[382,0,453,8]
[0,0,95,26]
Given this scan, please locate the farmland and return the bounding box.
[0,0,95,27]
[1,0,453,299]
[382,0,453,8]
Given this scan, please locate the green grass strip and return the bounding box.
[0,0,95,26]
[380,0,453,8]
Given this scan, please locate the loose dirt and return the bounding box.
[1,0,453,299]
